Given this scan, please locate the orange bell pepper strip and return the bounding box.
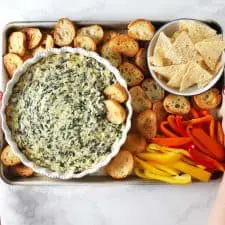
[150,137,192,147]
[217,121,224,145]
[167,115,180,133]
[189,108,199,119]
[191,128,225,162]
[209,118,215,139]
[160,121,178,137]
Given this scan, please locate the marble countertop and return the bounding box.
[0,0,225,224]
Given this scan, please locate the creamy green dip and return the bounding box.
[6,53,123,173]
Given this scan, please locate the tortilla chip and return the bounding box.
[151,64,188,81]
[195,39,225,70]
[153,32,181,66]
[179,20,217,43]
[173,31,199,63]
[180,61,213,91]
[212,60,224,75]
[167,73,185,88]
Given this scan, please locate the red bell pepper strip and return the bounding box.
[189,108,199,119]
[209,118,215,139]
[189,115,213,125]
[188,145,225,171]
[186,125,217,159]
[175,116,188,137]
[167,115,180,134]
[191,128,225,162]
[199,110,210,116]
[150,137,192,147]
[160,121,178,138]
[217,121,224,145]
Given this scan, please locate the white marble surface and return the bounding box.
[1,0,225,224]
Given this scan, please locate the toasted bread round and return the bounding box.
[54,18,76,46]
[121,133,147,153]
[136,109,157,139]
[134,48,148,74]
[105,99,126,124]
[141,78,165,102]
[129,86,152,113]
[10,164,33,177]
[22,28,42,49]
[77,25,104,44]
[74,36,96,51]
[104,82,128,103]
[101,42,122,68]
[193,88,221,109]
[128,19,155,41]
[163,94,191,115]
[152,101,168,126]
[1,145,21,166]
[119,62,144,87]
[106,151,134,179]
[8,31,26,56]
[110,34,139,57]
[32,33,54,55]
[3,53,23,77]
[103,31,120,43]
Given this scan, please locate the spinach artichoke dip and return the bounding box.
[6,53,125,173]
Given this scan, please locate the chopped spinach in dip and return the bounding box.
[6,53,124,173]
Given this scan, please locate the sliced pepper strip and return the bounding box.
[134,157,170,176]
[144,170,192,185]
[137,151,181,164]
[199,110,210,116]
[188,146,225,171]
[150,137,192,147]
[172,161,211,182]
[149,162,179,176]
[167,115,180,134]
[209,118,215,139]
[189,115,213,125]
[191,128,225,162]
[160,121,178,137]
[134,168,147,179]
[147,144,190,157]
[189,108,199,119]
[217,121,224,145]
[175,116,188,137]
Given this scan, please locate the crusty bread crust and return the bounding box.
[74,36,96,51]
[3,53,23,77]
[128,19,155,41]
[10,164,33,177]
[136,109,157,139]
[119,62,144,87]
[134,48,148,74]
[0,145,21,166]
[8,31,26,56]
[106,151,134,179]
[54,18,76,46]
[22,28,42,49]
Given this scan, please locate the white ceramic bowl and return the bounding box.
[147,19,225,96]
[1,47,132,179]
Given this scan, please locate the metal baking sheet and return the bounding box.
[1,19,224,185]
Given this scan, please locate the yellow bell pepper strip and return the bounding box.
[160,121,178,137]
[150,162,179,176]
[151,137,192,147]
[134,157,170,176]
[144,170,192,185]
[172,161,211,182]
[147,144,190,157]
[137,151,181,164]
[134,168,147,179]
